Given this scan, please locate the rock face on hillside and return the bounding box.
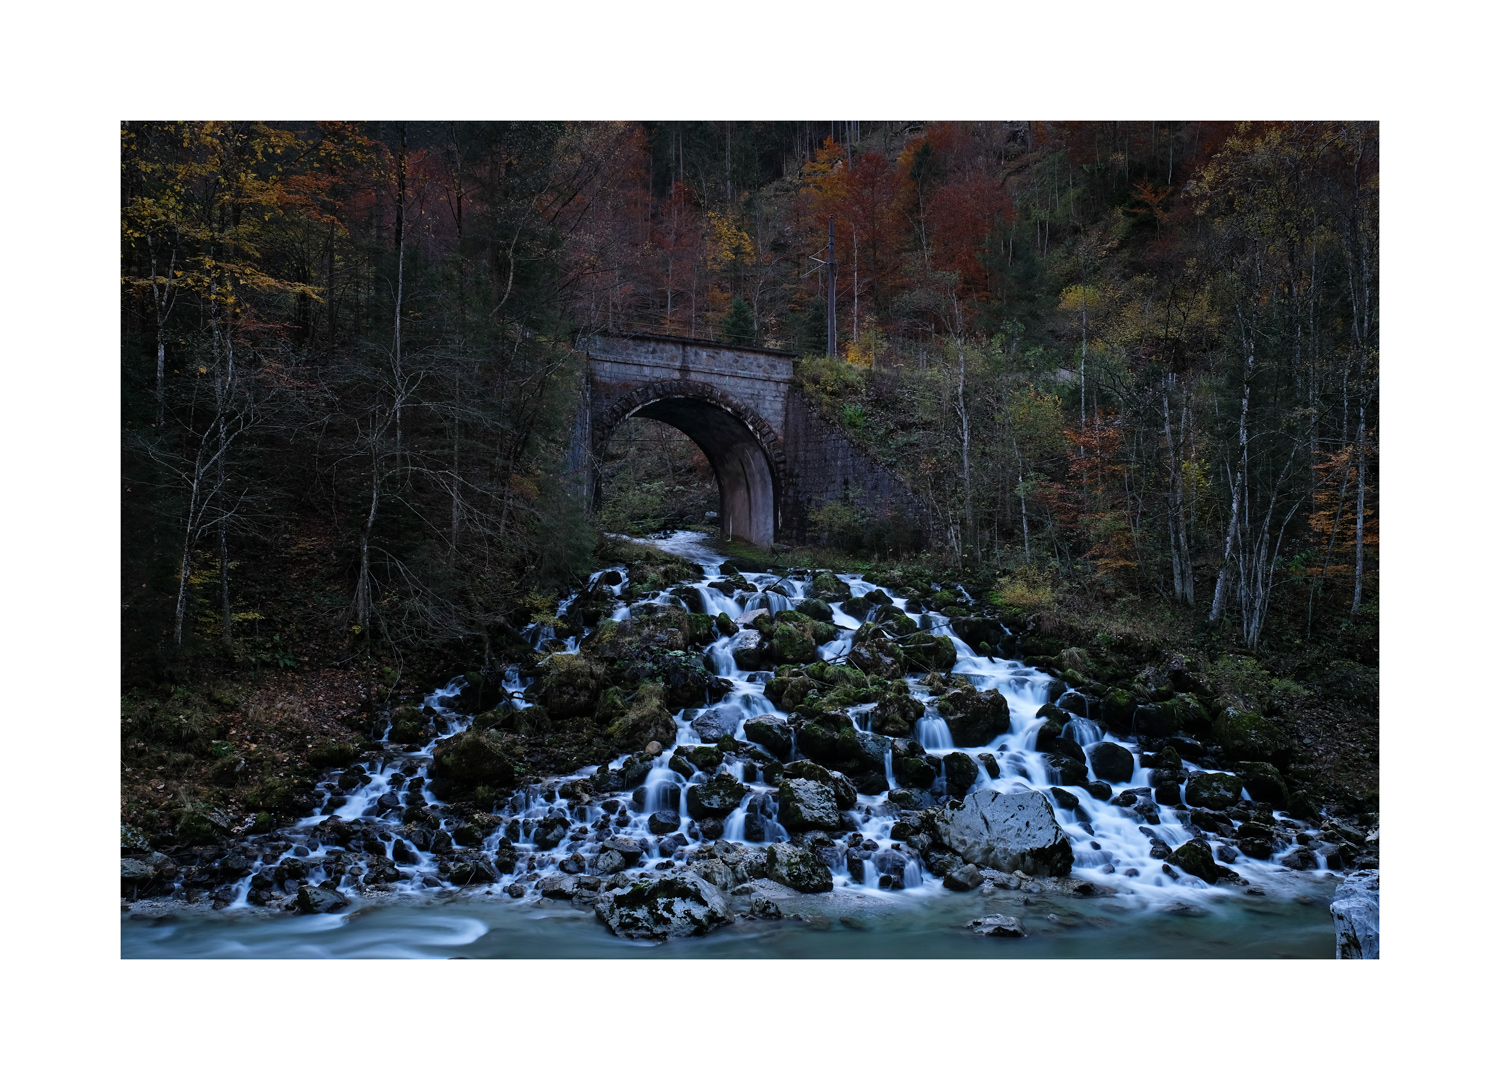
[931,790,1073,876]
[1331,869,1379,959]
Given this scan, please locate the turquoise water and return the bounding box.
[121,873,1339,959]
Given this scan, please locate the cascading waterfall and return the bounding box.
[192,530,1344,920]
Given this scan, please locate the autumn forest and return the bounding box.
[120,122,1379,902]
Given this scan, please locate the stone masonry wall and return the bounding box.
[779,391,928,546]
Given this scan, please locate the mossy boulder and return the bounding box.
[531,653,607,719]
[812,572,851,601]
[430,729,517,795]
[796,597,834,621]
[1168,837,1221,883]
[687,612,720,647]
[1184,771,1240,811]
[582,604,692,659]
[1212,708,1293,766]
[600,681,677,752]
[308,738,364,769]
[871,690,925,737]
[874,605,918,636]
[1100,688,1137,734]
[765,673,815,710]
[848,636,905,680]
[685,773,747,818]
[1159,693,1212,735]
[1235,761,1290,808]
[892,741,938,789]
[903,632,958,673]
[935,684,1011,746]
[743,714,794,758]
[385,706,428,744]
[770,621,818,664]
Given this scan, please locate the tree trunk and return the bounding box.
[1351,402,1367,613]
[1210,338,1254,624]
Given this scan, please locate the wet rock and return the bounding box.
[730,630,767,670]
[778,762,857,810]
[1190,807,1234,835]
[1168,837,1220,883]
[295,885,348,914]
[1279,845,1319,870]
[685,773,747,819]
[532,814,572,851]
[977,752,1000,779]
[539,874,579,900]
[777,779,843,832]
[932,789,1073,877]
[969,914,1026,938]
[1132,704,1176,739]
[445,857,497,886]
[743,714,794,758]
[765,842,834,893]
[1057,690,1092,716]
[934,685,1010,746]
[595,872,732,939]
[1331,868,1380,959]
[1046,755,1088,788]
[647,811,681,835]
[1088,741,1135,783]
[812,572,851,601]
[1049,786,1080,811]
[1184,771,1240,811]
[1233,821,1274,860]
[1235,761,1289,808]
[689,705,738,743]
[559,853,587,875]
[848,637,905,680]
[944,753,980,796]
[943,863,986,892]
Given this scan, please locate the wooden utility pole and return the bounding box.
[826,216,837,358]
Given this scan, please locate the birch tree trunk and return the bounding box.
[1210,338,1254,624]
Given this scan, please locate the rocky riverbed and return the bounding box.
[121,531,1377,954]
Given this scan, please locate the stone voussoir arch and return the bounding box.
[592,378,787,547]
[592,378,787,474]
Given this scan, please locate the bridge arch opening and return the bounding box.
[595,393,781,547]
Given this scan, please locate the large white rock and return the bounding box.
[594,872,732,939]
[932,789,1073,876]
[1331,868,1380,959]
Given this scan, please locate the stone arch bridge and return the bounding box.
[571,333,924,547]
